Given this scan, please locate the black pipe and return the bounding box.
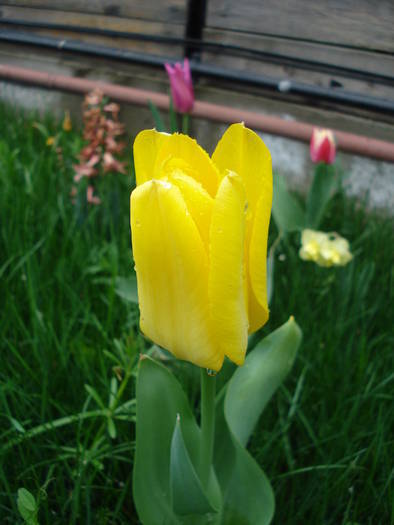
[0,29,393,115]
[1,18,393,87]
[184,0,207,60]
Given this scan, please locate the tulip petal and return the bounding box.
[168,171,213,250]
[209,173,248,366]
[248,192,271,333]
[134,130,219,196]
[130,179,223,371]
[211,123,272,212]
[212,123,272,333]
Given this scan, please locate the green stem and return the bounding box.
[181,113,190,135]
[200,368,216,487]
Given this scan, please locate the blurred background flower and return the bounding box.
[310,128,336,164]
[164,58,194,114]
[299,229,353,267]
[72,89,127,205]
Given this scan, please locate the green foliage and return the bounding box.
[133,319,301,524]
[305,163,339,228]
[272,163,340,234]
[148,100,165,132]
[133,356,221,524]
[17,488,39,525]
[170,416,219,516]
[0,102,392,524]
[0,103,139,524]
[225,318,302,447]
[272,174,305,232]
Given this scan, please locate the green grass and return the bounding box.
[0,102,393,524]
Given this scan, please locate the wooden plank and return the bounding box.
[0,6,184,35]
[0,0,186,23]
[207,0,394,52]
[0,5,185,57]
[203,27,394,78]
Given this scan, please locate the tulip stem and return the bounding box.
[200,368,216,488]
[182,113,190,135]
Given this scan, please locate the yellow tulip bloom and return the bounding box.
[130,124,272,371]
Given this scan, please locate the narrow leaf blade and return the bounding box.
[272,174,305,232]
[305,163,338,228]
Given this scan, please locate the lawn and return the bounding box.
[0,102,393,524]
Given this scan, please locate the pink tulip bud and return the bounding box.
[310,128,336,164]
[164,58,194,114]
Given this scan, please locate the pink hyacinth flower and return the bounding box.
[310,128,336,164]
[164,58,194,113]
[86,186,101,205]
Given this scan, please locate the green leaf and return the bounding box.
[107,417,117,439]
[306,163,338,228]
[170,415,218,516]
[213,318,302,525]
[272,174,305,232]
[17,488,37,523]
[133,356,221,525]
[266,250,275,307]
[108,377,118,409]
[84,385,105,409]
[32,122,49,138]
[222,440,274,525]
[214,395,274,525]
[148,100,165,132]
[10,417,25,434]
[225,317,302,447]
[114,275,138,304]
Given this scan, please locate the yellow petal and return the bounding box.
[211,123,272,212]
[168,171,213,250]
[133,129,219,196]
[248,191,272,332]
[208,172,248,365]
[212,123,272,333]
[133,129,170,186]
[130,179,223,371]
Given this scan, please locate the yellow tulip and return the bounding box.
[130,124,272,371]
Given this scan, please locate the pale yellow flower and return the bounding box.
[300,229,352,267]
[46,136,55,146]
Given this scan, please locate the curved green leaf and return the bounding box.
[133,356,221,525]
[170,415,219,516]
[214,395,274,525]
[225,317,302,447]
[214,317,302,525]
